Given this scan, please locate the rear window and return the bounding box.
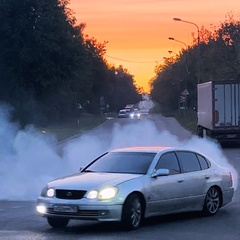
[197,154,210,170]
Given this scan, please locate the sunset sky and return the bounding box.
[69,0,240,92]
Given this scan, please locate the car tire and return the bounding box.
[47,217,69,228]
[197,126,203,138]
[202,187,221,216]
[121,193,143,230]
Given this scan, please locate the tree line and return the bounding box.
[150,13,240,114]
[0,0,141,126]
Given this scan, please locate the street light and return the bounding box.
[173,17,200,83]
[168,50,178,55]
[173,18,199,46]
[169,37,190,74]
[168,37,187,48]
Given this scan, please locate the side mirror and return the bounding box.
[152,169,169,178]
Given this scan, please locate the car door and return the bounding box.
[147,152,188,214]
[175,151,208,210]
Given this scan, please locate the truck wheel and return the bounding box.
[197,126,203,138]
[47,217,69,228]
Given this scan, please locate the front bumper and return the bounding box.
[36,197,123,222]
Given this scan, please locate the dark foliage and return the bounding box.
[150,14,240,113]
[0,0,141,126]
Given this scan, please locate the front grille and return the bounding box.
[56,189,87,200]
[78,210,102,217]
[47,209,108,217]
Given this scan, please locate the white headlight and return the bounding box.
[36,205,47,214]
[98,187,118,200]
[86,187,118,200]
[86,190,98,199]
[46,188,55,197]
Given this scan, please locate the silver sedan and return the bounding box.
[36,146,234,230]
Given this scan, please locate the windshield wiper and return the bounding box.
[82,169,94,173]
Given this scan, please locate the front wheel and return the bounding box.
[47,217,69,228]
[121,193,143,230]
[202,187,221,216]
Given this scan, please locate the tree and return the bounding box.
[0,0,91,124]
[107,66,141,111]
[150,14,240,114]
[0,0,142,124]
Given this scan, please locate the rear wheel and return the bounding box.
[121,193,143,230]
[203,187,221,216]
[47,217,69,228]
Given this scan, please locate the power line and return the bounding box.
[105,54,163,64]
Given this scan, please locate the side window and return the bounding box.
[176,151,201,173]
[156,152,180,175]
[197,154,210,170]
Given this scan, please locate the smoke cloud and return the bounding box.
[0,105,238,200]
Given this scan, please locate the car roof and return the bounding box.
[111,146,174,154]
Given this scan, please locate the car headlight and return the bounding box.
[86,187,118,200]
[99,187,118,200]
[86,190,98,199]
[41,187,55,197]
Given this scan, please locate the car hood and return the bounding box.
[48,172,142,190]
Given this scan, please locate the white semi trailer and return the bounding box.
[197,81,240,143]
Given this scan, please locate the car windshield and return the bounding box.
[84,152,156,174]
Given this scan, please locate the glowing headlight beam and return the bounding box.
[86,190,98,199]
[46,188,55,197]
[36,205,47,214]
[86,187,118,200]
[99,187,118,200]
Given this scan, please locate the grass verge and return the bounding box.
[37,113,106,142]
[174,109,198,134]
[163,109,198,134]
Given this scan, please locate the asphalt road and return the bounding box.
[1,114,239,240]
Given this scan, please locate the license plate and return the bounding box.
[53,205,78,213]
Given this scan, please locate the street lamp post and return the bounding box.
[168,50,178,55]
[168,37,190,114]
[168,50,173,54]
[168,37,190,74]
[173,17,200,84]
[168,37,187,49]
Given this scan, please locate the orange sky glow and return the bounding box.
[69,0,240,93]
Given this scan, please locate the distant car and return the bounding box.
[118,109,128,118]
[140,108,149,114]
[36,146,234,230]
[129,108,141,119]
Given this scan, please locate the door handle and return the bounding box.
[177,179,184,183]
[205,175,210,179]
